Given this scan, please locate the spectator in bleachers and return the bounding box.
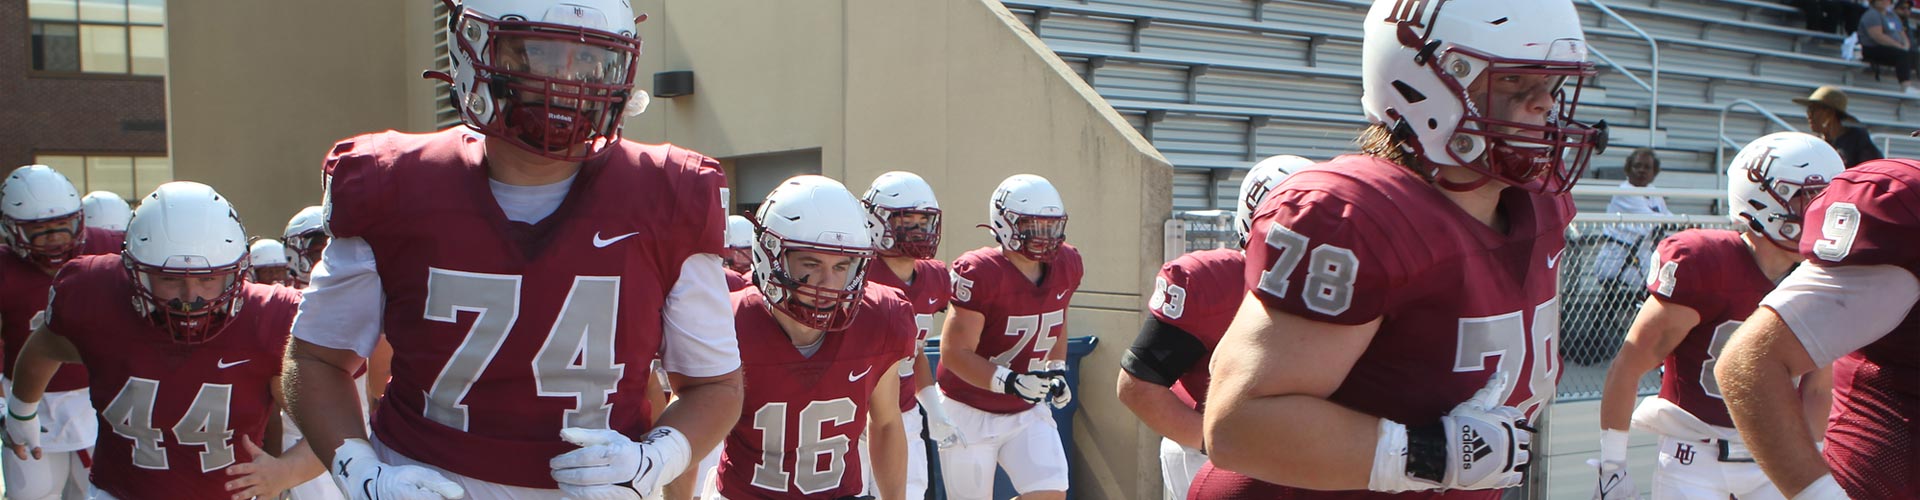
[1592,148,1670,289]
[1790,0,1868,34]
[1794,86,1887,167]
[1861,0,1917,91]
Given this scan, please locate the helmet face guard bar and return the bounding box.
[4,211,85,269]
[874,207,942,259]
[1399,25,1607,193]
[126,258,248,345]
[1004,213,1067,262]
[452,10,642,161]
[761,236,875,332]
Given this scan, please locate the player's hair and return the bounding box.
[1356,123,1432,180]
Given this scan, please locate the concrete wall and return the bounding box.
[166,0,439,236]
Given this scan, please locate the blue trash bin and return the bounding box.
[922,336,1099,500]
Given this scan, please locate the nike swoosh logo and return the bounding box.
[593,231,640,248]
[1547,249,1564,269]
[927,298,938,305]
[849,367,873,382]
[216,359,249,369]
[1055,291,1067,300]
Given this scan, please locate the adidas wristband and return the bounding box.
[4,392,36,420]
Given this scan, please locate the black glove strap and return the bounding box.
[1406,422,1447,484]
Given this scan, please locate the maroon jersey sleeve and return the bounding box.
[948,252,995,313]
[1150,249,1242,345]
[320,132,400,240]
[875,286,921,377]
[921,259,952,313]
[725,268,750,292]
[1802,159,1920,275]
[1646,230,1721,312]
[659,147,729,258]
[1244,187,1394,326]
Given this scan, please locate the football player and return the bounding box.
[1192,0,1608,497]
[1717,158,1919,499]
[858,171,959,499]
[249,239,294,286]
[936,173,1079,500]
[0,165,122,500]
[5,182,323,500]
[1117,155,1304,500]
[713,175,917,499]
[1591,133,1842,500]
[281,206,325,288]
[725,215,755,291]
[283,1,743,499]
[80,190,132,232]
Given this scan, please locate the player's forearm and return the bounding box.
[662,469,698,500]
[656,369,744,469]
[938,346,1001,390]
[1115,373,1204,450]
[285,347,370,465]
[1598,341,1663,432]
[8,329,75,404]
[912,354,936,391]
[1203,393,1375,489]
[1719,341,1827,495]
[279,438,327,484]
[1798,369,1834,445]
[869,418,908,500]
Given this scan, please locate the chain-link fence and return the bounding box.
[1556,216,1736,401]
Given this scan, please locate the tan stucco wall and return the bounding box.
[168,0,1172,496]
[166,0,440,236]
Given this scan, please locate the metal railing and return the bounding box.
[1879,133,1920,157]
[1716,99,1802,188]
[1587,0,1660,148]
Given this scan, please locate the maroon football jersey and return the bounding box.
[46,254,297,500]
[716,285,917,499]
[1191,155,1572,499]
[323,128,728,488]
[0,227,121,391]
[1148,248,1243,412]
[866,258,950,412]
[936,245,1082,414]
[1644,229,1776,428]
[726,268,751,292]
[1799,159,1919,499]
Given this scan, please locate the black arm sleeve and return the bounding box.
[1119,316,1208,388]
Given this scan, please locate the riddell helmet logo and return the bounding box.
[1460,425,1491,468]
[1386,0,1446,32]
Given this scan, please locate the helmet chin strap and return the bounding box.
[1432,167,1497,192]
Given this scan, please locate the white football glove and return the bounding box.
[331,439,466,500]
[1045,375,1073,409]
[1587,459,1636,500]
[1437,372,1533,490]
[1590,429,1636,500]
[550,427,692,500]
[3,394,41,460]
[916,386,964,449]
[991,366,1053,404]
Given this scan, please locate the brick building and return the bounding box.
[1,0,168,201]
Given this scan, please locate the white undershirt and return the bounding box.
[289,178,741,378]
[1761,263,1920,367]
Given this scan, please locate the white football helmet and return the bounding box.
[1236,155,1311,248]
[249,239,290,268]
[81,191,132,232]
[282,206,327,286]
[124,182,250,345]
[724,214,754,273]
[986,174,1068,262]
[1361,0,1606,193]
[1,165,87,268]
[862,171,942,259]
[1727,132,1845,250]
[751,175,876,332]
[432,0,646,161]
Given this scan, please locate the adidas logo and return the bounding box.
[1460,425,1491,468]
